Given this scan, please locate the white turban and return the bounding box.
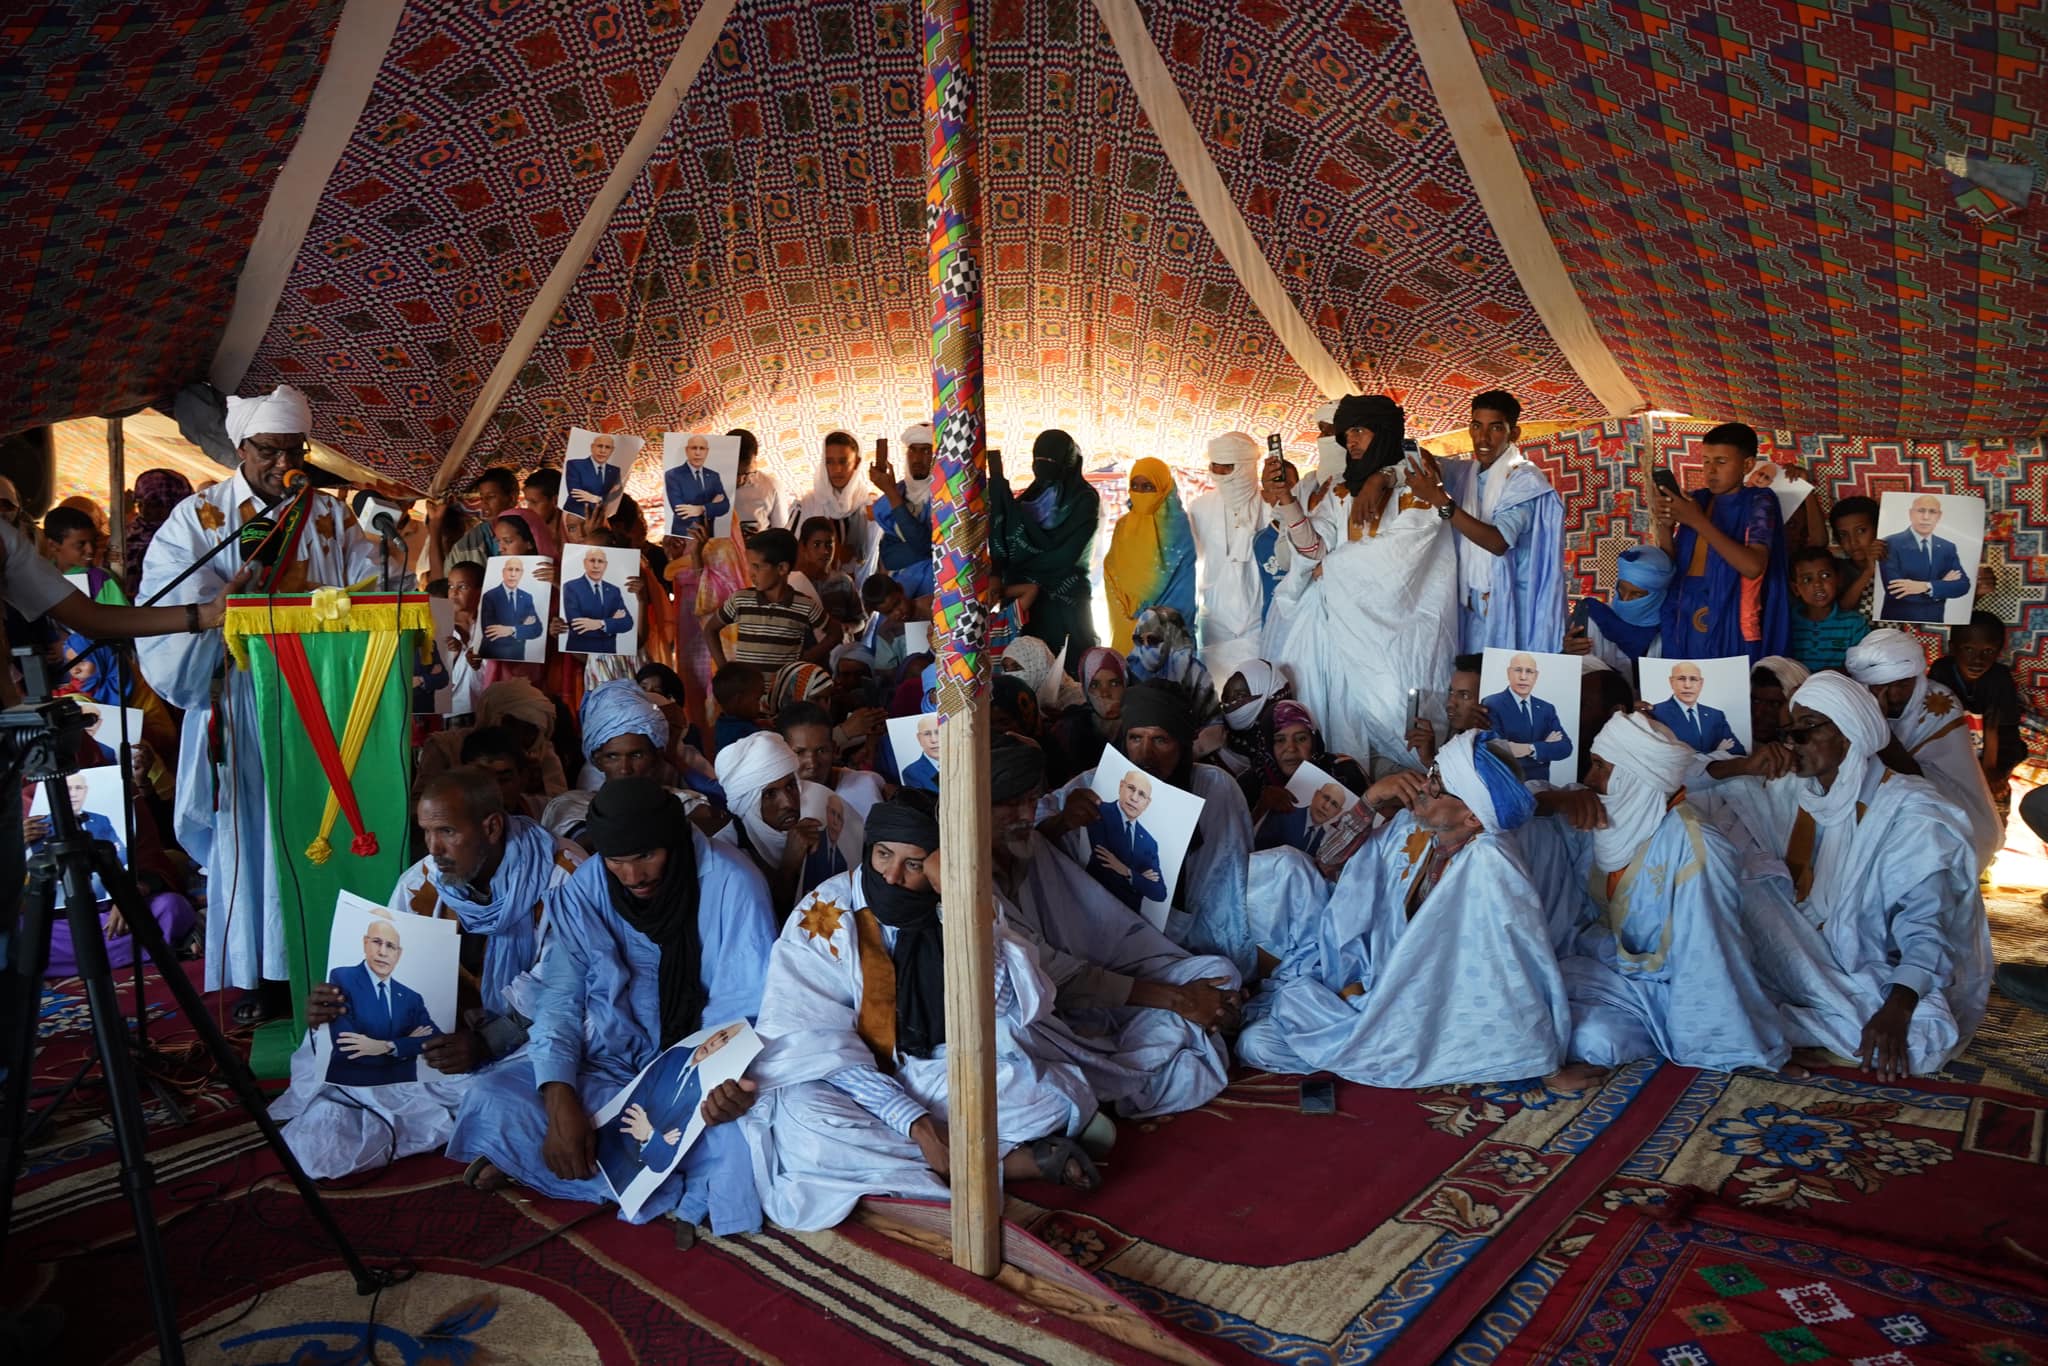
[224,384,312,446]
[1435,730,1534,834]
[1206,431,1260,466]
[1589,712,1694,869]
[899,423,933,447]
[714,731,801,863]
[1844,629,1927,686]
[1788,670,1889,836]
[1314,401,1342,474]
[1753,656,1811,695]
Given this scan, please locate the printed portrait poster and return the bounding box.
[662,432,742,541]
[416,596,472,716]
[593,1020,764,1219]
[558,542,641,657]
[476,555,552,665]
[801,781,867,871]
[1284,760,1374,874]
[561,427,644,531]
[27,764,124,824]
[320,891,459,1088]
[75,700,145,753]
[887,712,942,792]
[1081,745,1204,933]
[1638,656,1753,760]
[1478,647,1583,786]
[1872,491,1985,628]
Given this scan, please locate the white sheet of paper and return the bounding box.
[591,1020,763,1220]
[75,701,145,752]
[903,620,930,655]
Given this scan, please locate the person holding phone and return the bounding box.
[1651,421,1790,663]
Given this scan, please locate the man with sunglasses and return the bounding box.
[1236,731,1572,1089]
[1712,672,1991,1082]
[136,383,388,1024]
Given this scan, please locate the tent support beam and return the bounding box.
[924,0,1001,1278]
[426,0,739,496]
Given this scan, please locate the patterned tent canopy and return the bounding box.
[3,0,2043,488]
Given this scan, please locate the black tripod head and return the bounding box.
[0,695,89,786]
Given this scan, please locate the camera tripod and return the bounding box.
[0,697,405,1364]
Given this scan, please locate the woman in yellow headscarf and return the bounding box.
[1102,457,1197,654]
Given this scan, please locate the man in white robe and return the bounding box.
[1715,672,1993,1079]
[1186,431,1269,688]
[1844,629,2003,871]
[1554,714,1790,1078]
[271,770,582,1177]
[1261,394,1458,766]
[989,740,1238,1117]
[712,731,863,915]
[1037,683,1258,975]
[136,384,387,1007]
[1236,731,1571,1088]
[743,801,1099,1232]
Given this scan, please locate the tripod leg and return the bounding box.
[0,870,59,1242]
[97,848,393,1294]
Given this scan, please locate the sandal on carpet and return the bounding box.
[230,992,279,1027]
[1027,1136,1101,1192]
[463,1157,511,1192]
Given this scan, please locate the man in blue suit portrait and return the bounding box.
[597,1022,745,1195]
[1483,652,1573,774]
[479,557,544,661]
[325,915,443,1087]
[665,433,730,540]
[1880,495,1972,624]
[562,547,634,654]
[564,432,625,526]
[900,711,941,792]
[1650,660,1745,757]
[1084,767,1165,911]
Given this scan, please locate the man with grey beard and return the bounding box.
[988,739,1240,1117]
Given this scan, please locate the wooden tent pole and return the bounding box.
[923,0,1000,1277]
[106,417,126,578]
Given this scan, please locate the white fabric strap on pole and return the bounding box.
[209,0,407,393]
[1091,0,1355,400]
[1399,0,1643,416]
[429,0,739,496]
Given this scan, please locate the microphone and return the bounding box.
[281,468,311,493]
[348,489,409,541]
[238,516,281,566]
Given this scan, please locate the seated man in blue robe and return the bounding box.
[1649,660,1745,758]
[273,769,582,1178]
[561,546,634,654]
[448,778,775,1236]
[478,557,544,661]
[1550,713,1789,1085]
[324,915,442,1087]
[1236,730,1571,1089]
[1483,652,1573,773]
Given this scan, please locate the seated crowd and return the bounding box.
[27,385,2028,1248]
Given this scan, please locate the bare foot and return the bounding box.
[464,1158,511,1192]
[1545,1062,1611,1094]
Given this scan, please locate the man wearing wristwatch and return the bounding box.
[137,383,392,1025]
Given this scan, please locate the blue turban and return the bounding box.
[1437,730,1535,833]
[1611,545,1674,628]
[579,679,669,761]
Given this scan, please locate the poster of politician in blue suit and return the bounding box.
[478,556,551,663]
[1875,492,1982,627]
[592,1020,762,1219]
[1082,745,1203,932]
[559,544,640,656]
[561,428,644,535]
[662,432,739,541]
[1479,648,1580,785]
[320,894,458,1088]
[1640,657,1751,760]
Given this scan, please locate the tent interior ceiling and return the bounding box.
[3,0,2044,491]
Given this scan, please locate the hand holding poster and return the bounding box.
[593,1020,763,1219]
[1283,760,1375,876]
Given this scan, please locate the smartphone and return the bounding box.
[875,436,889,459]
[1299,1078,1337,1115]
[1652,468,1684,499]
[1404,687,1421,730]
[1567,597,1593,632]
[1266,433,1283,456]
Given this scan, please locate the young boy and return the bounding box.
[709,528,829,671]
[1785,545,1870,671]
[1654,421,1789,662]
[710,662,767,750]
[1827,495,1884,610]
[1930,610,2025,816]
[792,515,861,623]
[43,505,126,603]
[858,572,911,679]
